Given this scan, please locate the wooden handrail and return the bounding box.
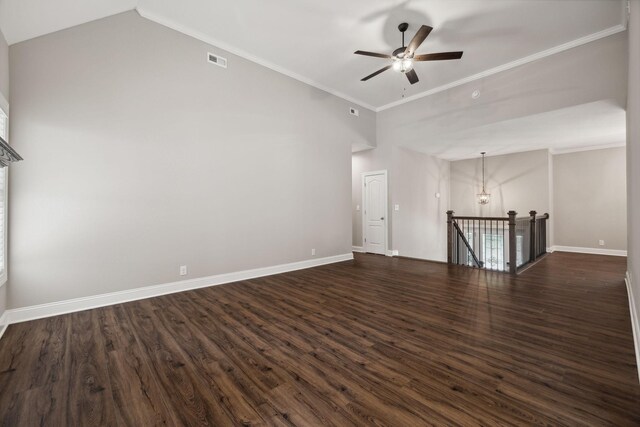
[451,215,509,221]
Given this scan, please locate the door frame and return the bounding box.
[361,170,389,256]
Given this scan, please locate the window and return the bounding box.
[0,108,7,283]
[482,233,505,271]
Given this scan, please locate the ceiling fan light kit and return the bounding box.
[355,22,463,85]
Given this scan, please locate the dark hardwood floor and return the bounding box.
[1,252,639,426]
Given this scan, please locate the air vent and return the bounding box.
[207,52,227,68]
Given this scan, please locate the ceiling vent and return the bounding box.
[207,52,227,68]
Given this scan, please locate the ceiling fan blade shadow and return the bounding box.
[361,65,392,81]
[404,25,433,57]
[354,50,392,59]
[406,69,419,85]
[414,51,463,61]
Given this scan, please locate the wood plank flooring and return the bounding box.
[1,252,639,426]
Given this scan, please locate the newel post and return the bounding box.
[529,210,537,263]
[508,211,517,275]
[447,210,454,264]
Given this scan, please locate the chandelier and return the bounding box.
[477,152,490,205]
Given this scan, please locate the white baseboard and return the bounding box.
[352,247,398,256]
[0,311,8,340]
[551,245,627,257]
[625,271,640,384]
[5,253,354,326]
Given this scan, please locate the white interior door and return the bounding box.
[363,172,387,255]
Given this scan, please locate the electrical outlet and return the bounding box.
[356,205,360,211]
[311,248,316,256]
[179,265,188,276]
[598,240,605,246]
[394,204,400,211]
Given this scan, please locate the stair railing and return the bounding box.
[447,210,549,275]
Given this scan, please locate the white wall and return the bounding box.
[7,11,375,309]
[627,0,640,379]
[450,149,550,218]
[554,147,626,251]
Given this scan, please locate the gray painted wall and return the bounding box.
[7,11,375,309]
[0,28,8,102]
[627,0,640,372]
[392,148,449,260]
[554,147,626,250]
[450,149,550,218]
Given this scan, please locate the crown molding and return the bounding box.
[135,7,377,112]
[549,141,626,155]
[444,141,626,162]
[376,24,627,112]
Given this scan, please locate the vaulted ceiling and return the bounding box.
[0,0,627,111]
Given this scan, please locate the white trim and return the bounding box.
[625,271,640,383]
[386,250,399,257]
[361,170,389,256]
[549,142,627,155]
[135,7,377,112]
[0,103,8,288]
[3,253,353,326]
[352,246,365,253]
[0,92,8,114]
[551,245,627,257]
[377,24,627,112]
[0,311,7,341]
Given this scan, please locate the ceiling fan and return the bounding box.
[355,23,463,85]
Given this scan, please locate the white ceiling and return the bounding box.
[401,100,626,160]
[0,0,137,45]
[0,0,627,110]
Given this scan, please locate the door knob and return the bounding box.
[380,217,385,220]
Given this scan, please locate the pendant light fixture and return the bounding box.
[477,152,490,205]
